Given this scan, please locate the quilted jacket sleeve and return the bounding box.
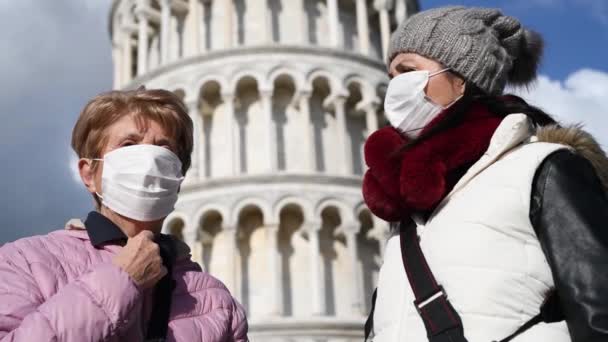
[0,241,142,342]
[530,150,608,342]
[230,299,248,342]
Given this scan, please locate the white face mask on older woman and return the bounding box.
[90,144,184,222]
[384,68,461,139]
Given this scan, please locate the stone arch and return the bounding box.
[231,197,271,227]
[193,204,230,227]
[171,87,187,101]
[314,197,355,224]
[344,74,376,103]
[305,68,341,95]
[267,66,304,93]
[193,75,228,98]
[229,70,267,95]
[162,213,189,241]
[272,196,314,224]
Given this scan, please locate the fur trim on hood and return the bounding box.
[537,125,608,189]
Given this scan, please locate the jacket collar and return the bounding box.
[63,211,127,247]
[63,213,193,261]
[426,114,532,221]
[84,211,128,247]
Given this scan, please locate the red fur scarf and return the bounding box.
[363,102,503,222]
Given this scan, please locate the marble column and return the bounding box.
[136,1,150,75]
[357,100,380,137]
[306,223,325,315]
[112,35,122,89]
[325,94,351,175]
[183,228,199,261]
[160,0,171,64]
[371,216,391,258]
[326,0,340,47]
[344,223,364,316]
[356,0,370,56]
[224,0,234,48]
[188,0,201,55]
[121,26,134,85]
[300,0,308,44]
[264,0,272,43]
[297,91,315,172]
[395,0,408,24]
[185,98,201,181]
[224,227,238,295]
[222,92,239,176]
[266,223,283,316]
[260,88,277,172]
[374,0,393,61]
[379,7,391,61]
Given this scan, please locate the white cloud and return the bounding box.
[509,69,608,149]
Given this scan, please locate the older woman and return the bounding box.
[363,6,608,342]
[0,89,248,341]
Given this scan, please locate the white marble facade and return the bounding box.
[109,0,419,340]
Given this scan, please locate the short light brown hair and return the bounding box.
[71,88,193,175]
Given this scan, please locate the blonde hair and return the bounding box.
[71,88,193,175]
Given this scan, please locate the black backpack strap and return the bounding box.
[364,288,378,341]
[399,220,468,342]
[145,234,177,342]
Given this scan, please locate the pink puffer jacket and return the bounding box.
[0,224,248,342]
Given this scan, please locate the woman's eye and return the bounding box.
[121,141,135,147]
[156,143,174,152]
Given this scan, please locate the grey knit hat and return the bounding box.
[388,6,543,95]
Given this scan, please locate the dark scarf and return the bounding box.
[363,101,503,222]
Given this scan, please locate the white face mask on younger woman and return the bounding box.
[384,68,462,139]
[89,144,184,222]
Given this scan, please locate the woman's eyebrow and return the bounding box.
[395,63,415,72]
[115,132,143,142]
[388,62,415,78]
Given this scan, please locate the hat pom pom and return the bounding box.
[508,29,544,86]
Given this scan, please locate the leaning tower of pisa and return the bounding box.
[109,0,419,340]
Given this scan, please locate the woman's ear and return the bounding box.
[78,158,98,194]
[457,77,467,96]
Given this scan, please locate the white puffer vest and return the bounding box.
[372,114,572,342]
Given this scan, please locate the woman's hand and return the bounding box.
[112,231,167,290]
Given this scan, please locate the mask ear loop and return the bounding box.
[428,67,465,109]
[429,67,451,77]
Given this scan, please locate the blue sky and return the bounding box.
[0,0,606,244]
[422,0,608,79]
